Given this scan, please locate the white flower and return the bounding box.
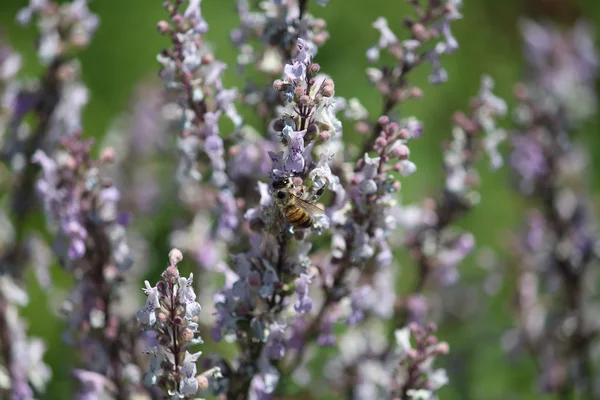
[407,388,434,400]
[395,328,412,357]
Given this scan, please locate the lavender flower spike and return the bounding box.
[391,323,450,399]
[137,249,221,398]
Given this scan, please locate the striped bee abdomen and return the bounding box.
[285,205,313,228]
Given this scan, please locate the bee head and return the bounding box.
[273,177,292,190]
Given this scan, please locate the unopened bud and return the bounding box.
[273,79,284,91]
[299,94,310,105]
[444,4,456,15]
[172,14,184,26]
[394,144,410,160]
[407,349,418,360]
[411,23,429,41]
[65,155,77,170]
[378,115,389,127]
[314,18,326,30]
[169,248,183,266]
[197,375,209,390]
[180,327,194,341]
[355,121,370,134]
[408,322,420,334]
[398,128,411,140]
[319,130,331,141]
[99,147,115,163]
[165,265,179,278]
[321,85,334,97]
[514,83,528,100]
[201,53,214,64]
[375,136,388,148]
[157,20,171,34]
[314,32,330,46]
[436,341,450,355]
[409,87,423,99]
[310,63,321,74]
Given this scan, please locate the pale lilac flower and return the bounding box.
[138,249,221,397]
[294,273,313,314]
[17,0,99,64]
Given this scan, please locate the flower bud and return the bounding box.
[299,94,310,105]
[165,265,179,278]
[394,144,410,160]
[514,83,528,100]
[180,327,194,341]
[99,147,115,163]
[409,87,423,99]
[314,18,326,30]
[310,63,321,74]
[411,23,429,41]
[201,53,214,64]
[172,14,184,26]
[408,322,420,334]
[435,341,450,355]
[157,312,167,323]
[355,121,370,134]
[375,136,388,149]
[197,375,209,390]
[398,128,410,140]
[157,20,171,34]
[321,84,334,97]
[273,79,284,91]
[314,32,329,46]
[407,349,418,360]
[169,248,183,266]
[319,130,331,141]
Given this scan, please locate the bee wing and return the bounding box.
[268,202,286,234]
[290,194,325,217]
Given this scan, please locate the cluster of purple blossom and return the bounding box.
[0,0,598,399]
[503,19,600,397]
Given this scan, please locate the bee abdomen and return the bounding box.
[285,206,313,228]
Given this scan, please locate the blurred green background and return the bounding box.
[1,0,600,399]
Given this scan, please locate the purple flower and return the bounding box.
[265,323,286,360]
[520,19,598,122]
[284,128,307,172]
[294,273,313,314]
[346,286,372,326]
[137,249,218,396]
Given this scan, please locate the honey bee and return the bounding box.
[272,177,325,229]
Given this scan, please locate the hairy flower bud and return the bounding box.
[157,20,171,34]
